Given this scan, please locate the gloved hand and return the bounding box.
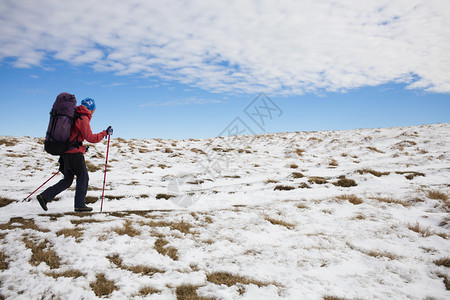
[85,146,89,153]
[105,126,113,137]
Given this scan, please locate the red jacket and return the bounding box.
[66,105,107,154]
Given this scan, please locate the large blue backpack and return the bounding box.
[44,93,79,155]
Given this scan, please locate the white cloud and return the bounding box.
[0,0,449,94]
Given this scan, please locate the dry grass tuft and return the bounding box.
[46,269,85,279]
[139,286,161,296]
[434,257,450,268]
[170,221,192,235]
[336,194,363,205]
[292,172,305,179]
[333,177,357,187]
[328,159,339,167]
[56,228,84,239]
[357,168,390,177]
[308,177,328,185]
[156,193,176,200]
[0,138,18,147]
[85,196,98,204]
[264,216,295,229]
[427,191,448,202]
[323,296,350,300]
[367,146,384,153]
[86,161,102,172]
[370,196,410,207]
[437,273,450,291]
[107,254,164,276]
[113,220,140,237]
[290,164,298,169]
[296,148,306,156]
[0,217,50,232]
[0,196,14,207]
[274,185,295,191]
[407,223,447,239]
[90,273,118,298]
[154,238,178,260]
[395,171,425,180]
[0,251,8,270]
[23,237,61,269]
[206,272,270,287]
[176,285,212,300]
[266,179,279,184]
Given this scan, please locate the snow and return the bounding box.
[0,123,449,299]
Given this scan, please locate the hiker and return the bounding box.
[37,97,113,212]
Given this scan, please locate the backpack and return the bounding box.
[44,92,79,155]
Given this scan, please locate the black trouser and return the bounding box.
[40,153,89,208]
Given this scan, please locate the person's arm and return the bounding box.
[79,116,107,143]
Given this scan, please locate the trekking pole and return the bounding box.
[100,134,111,212]
[23,171,60,201]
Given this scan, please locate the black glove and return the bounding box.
[85,146,89,153]
[105,126,113,137]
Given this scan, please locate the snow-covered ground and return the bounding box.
[0,123,449,299]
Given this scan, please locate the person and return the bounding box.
[37,97,113,212]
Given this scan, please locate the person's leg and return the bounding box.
[74,161,89,208]
[39,154,74,203]
[67,153,90,209]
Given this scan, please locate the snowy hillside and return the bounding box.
[0,123,449,299]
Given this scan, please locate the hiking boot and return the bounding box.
[74,206,93,212]
[37,194,48,211]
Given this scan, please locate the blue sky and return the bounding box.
[0,0,449,139]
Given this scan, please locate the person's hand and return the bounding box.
[105,126,113,136]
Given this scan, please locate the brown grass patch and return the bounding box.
[407,223,447,239]
[296,149,306,156]
[107,254,164,276]
[90,273,118,298]
[156,193,176,200]
[370,196,410,207]
[0,217,50,232]
[292,172,305,179]
[367,146,384,153]
[336,194,363,205]
[85,196,98,204]
[427,191,448,202]
[46,269,85,279]
[56,228,84,239]
[290,164,298,169]
[328,159,339,167]
[357,169,390,177]
[176,285,212,300]
[395,171,425,180]
[264,216,295,229]
[0,196,14,207]
[154,238,178,260]
[434,257,450,268]
[86,161,102,172]
[23,237,61,269]
[266,179,279,184]
[113,220,140,237]
[206,272,270,287]
[274,185,295,191]
[169,221,192,235]
[0,138,18,147]
[139,286,161,296]
[437,273,450,291]
[333,177,357,187]
[308,177,328,185]
[0,251,8,270]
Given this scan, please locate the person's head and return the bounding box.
[81,98,96,114]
